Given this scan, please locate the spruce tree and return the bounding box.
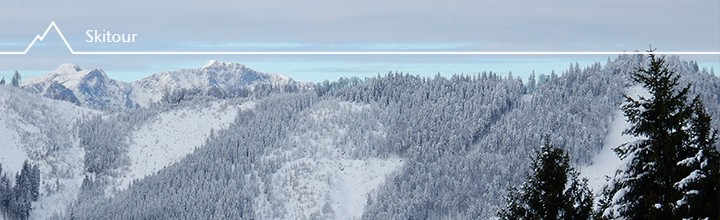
[0,163,6,218]
[527,72,536,93]
[674,97,720,219]
[561,171,594,220]
[0,161,42,219]
[604,52,720,219]
[13,173,31,220]
[29,164,40,201]
[11,161,33,219]
[497,136,594,219]
[0,77,5,85]
[10,71,20,87]
[0,174,10,219]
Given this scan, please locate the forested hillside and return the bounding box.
[64,55,720,219]
[0,85,98,220]
[1,55,717,219]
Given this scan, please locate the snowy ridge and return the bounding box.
[23,64,86,88]
[24,61,301,109]
[117,100,256,190]
[131,61,297,107]
[22,64,135,109]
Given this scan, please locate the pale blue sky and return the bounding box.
[0,0,718,82]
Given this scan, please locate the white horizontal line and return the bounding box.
[1,21,718,56]
[69,51,720,55]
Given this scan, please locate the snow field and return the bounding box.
[118,101,255,190]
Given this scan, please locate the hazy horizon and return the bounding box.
[0,0,717,82]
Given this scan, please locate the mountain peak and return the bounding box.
[203,60,220,68]
[45,64,109,85]
[24,64,91,86]
[55,63,83,73]
[202,60,245,69]
[22,64,135,109]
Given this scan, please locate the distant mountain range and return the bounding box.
[22,60,304,109]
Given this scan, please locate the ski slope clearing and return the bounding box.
[252,100,403,219]
[580,85,647,194]
[0,121,25,176]
[118,100,255,189]
[256,158,403,220]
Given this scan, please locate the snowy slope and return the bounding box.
[0,113,27,176]
[580,109,633,194]
[257,158,403,220]
[580,85,648,194]
[117,100,256,190]
[254,101,403,220]
[22,64,135,109]
[0,86,98,219]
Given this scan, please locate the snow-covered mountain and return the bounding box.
[22,64,136,109]
[131,60,301,107]
[23,61,304,109]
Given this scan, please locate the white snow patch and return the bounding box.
[30,151,85,220]
[253,100,397,220]
[521,94,533,103]
[580,85,648,194]
[255,158,403,220]
[118,101,254,190]
[0,121,27,175]
[204,60,220,68]
[675,169,705,189]
[580,109,633,194]
[129,87,159,107]
[329,158,402,220]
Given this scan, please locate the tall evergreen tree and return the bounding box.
[561,171,594,220]
[79,175,102,200]
[0,163,7,218]
[604,52,720,219]
[0,174,10,219]
[10,71,20,87]
[12,161,34,219]
[0,77,5,85]
[674,97,720,219]
[497,136,594,220]
[29,164,40,201]
[0,161,42,220]
[526,72,536,93]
